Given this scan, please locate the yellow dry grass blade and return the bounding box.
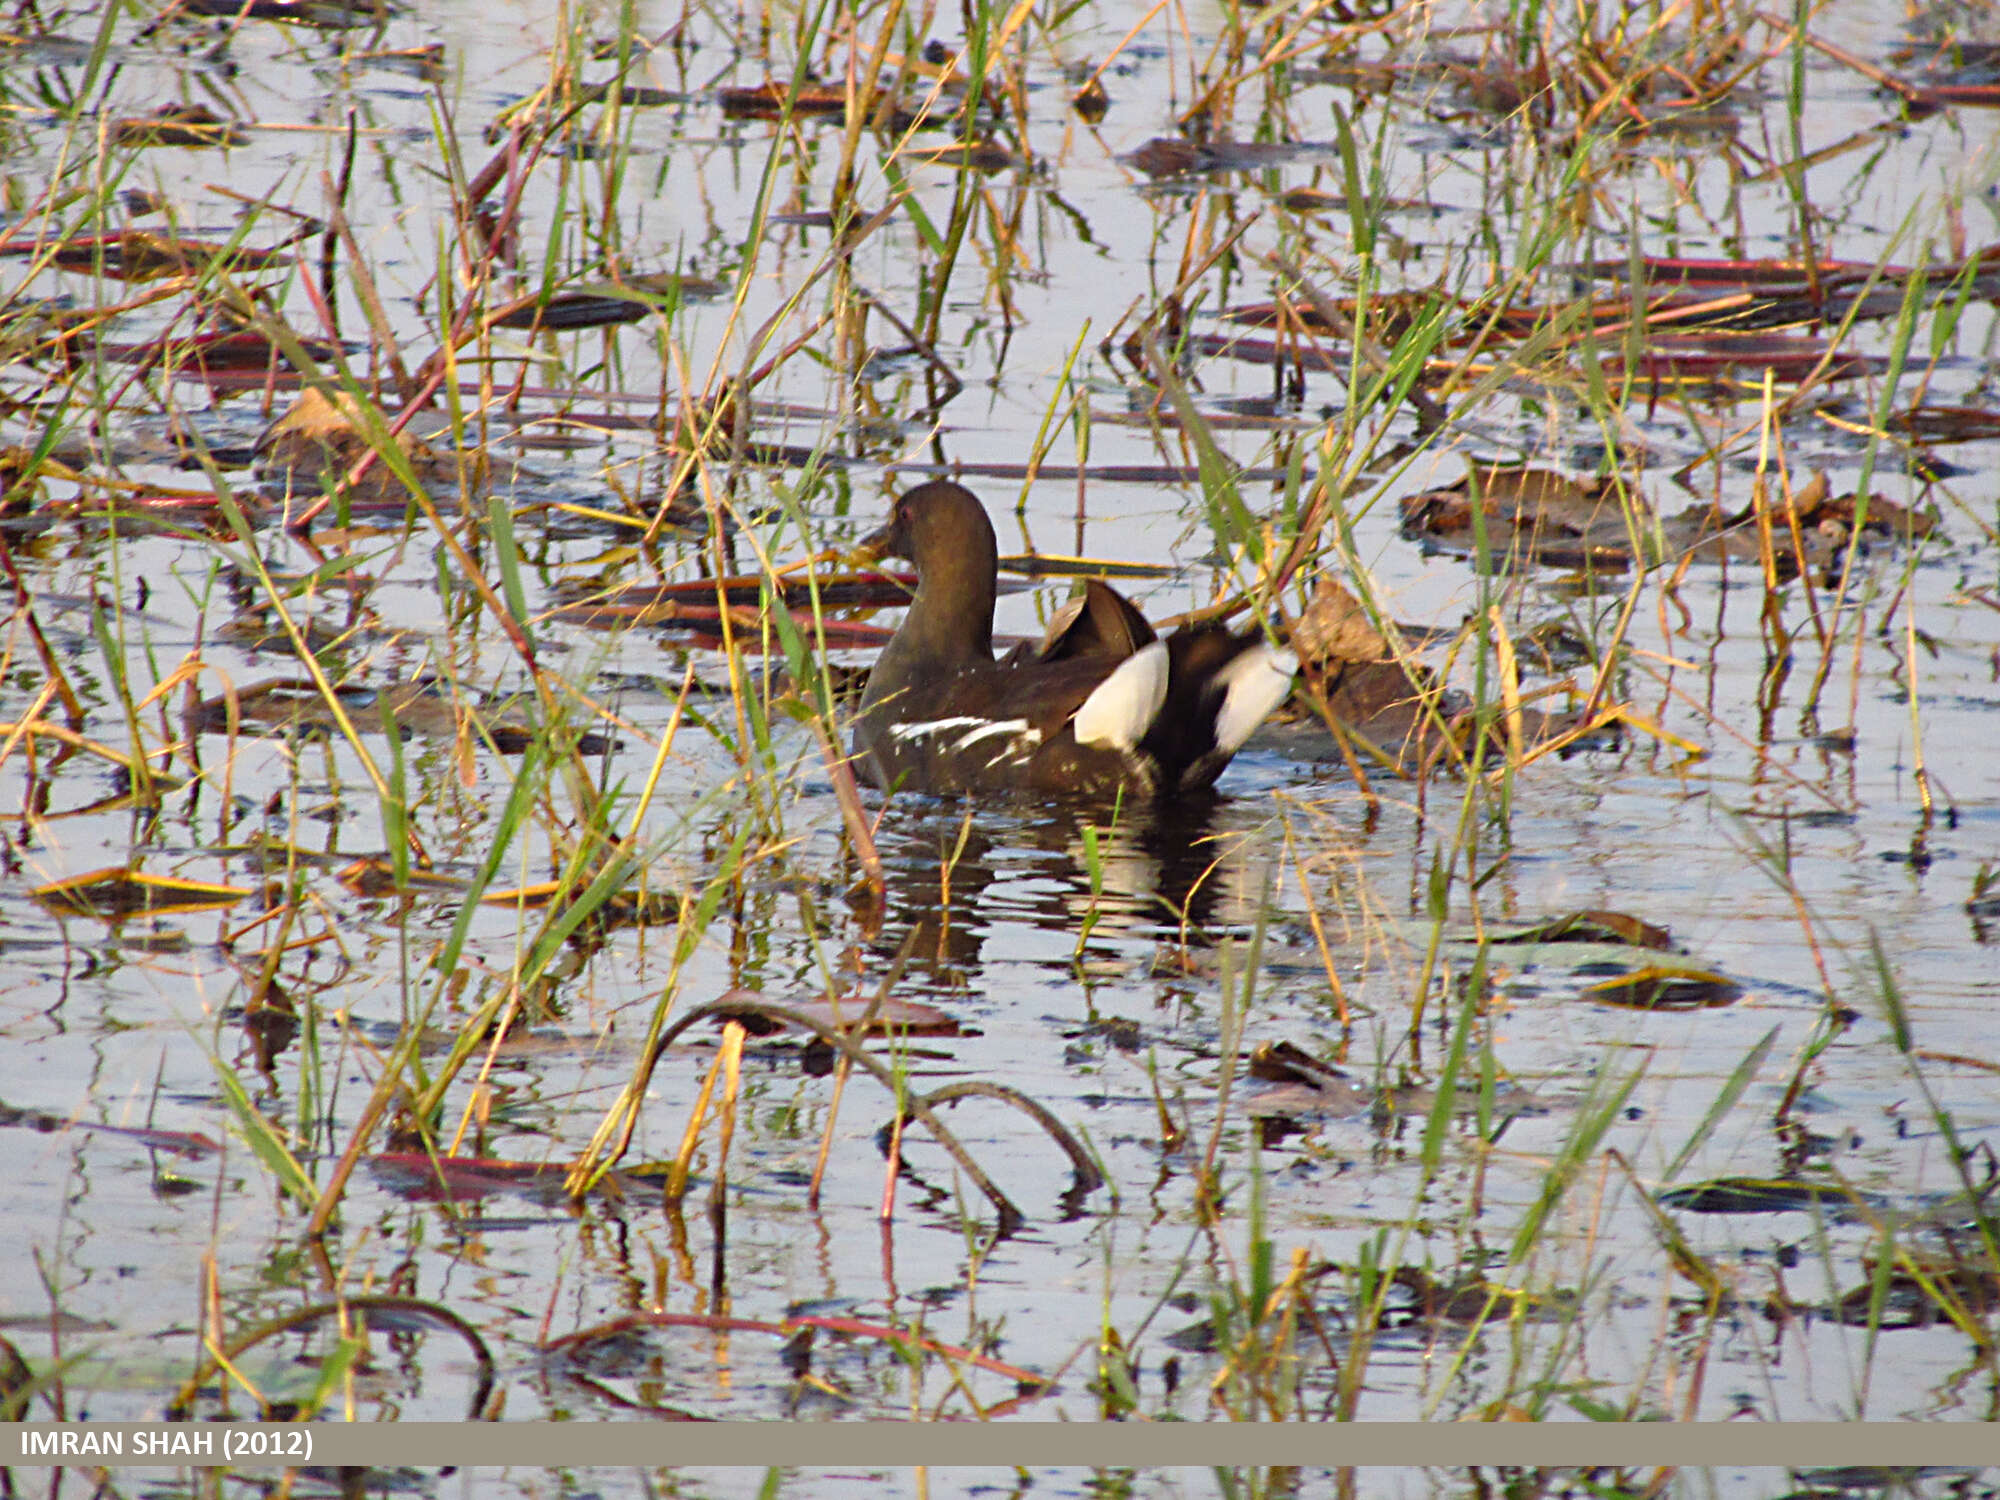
[33,866,252,918]
[997,552,1178,580]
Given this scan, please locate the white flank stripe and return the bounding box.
[984,730,1042,769]
[1073,640,1169,750]
[1212,645,1298,755]
[951,719,1033,752]
[888,715,993,743]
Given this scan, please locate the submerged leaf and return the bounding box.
[368,1152,671,1205]
[0,1100,221,1156]
[1659,1177,1873,1215]
[32,866,250,918]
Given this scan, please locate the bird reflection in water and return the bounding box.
[864,793,1277,982]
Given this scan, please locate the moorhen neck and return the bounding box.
[852,480,1297,799]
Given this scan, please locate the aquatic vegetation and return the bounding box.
[0,0,1994,1459]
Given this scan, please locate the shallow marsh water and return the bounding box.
[0,0,1997,1464]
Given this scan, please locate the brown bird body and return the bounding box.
[852,481,1296,799]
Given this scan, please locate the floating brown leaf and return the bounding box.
[174,0,406,24]
[1889,405,2000,444]
[1404,460,1930,578]
[542,1310,1047,1390]
[898,140,1020,172]
[187,676,613,753]
[488,273,724,332]
[1490,909,1673,950]
[1581,965,1740,1009]
[555,602,901,651]
[1625,333,1881,385]
[1223,288,1453,343]
[1123,137,1211,177]
[1400,463,1641,571]
[716,81,858,120]
[254,386,448,502]
[551,564,1054,650]
[1264,656,1602,779]
[481,883,679,922]
[368,1152,670,1205]
[110,103,246,148]
[1904,82,2000,109]
[1122,137,1326,178]
[1566,254,1897,288]
[1241,1040,1374,1117]
[1290,577,1391,666]
[1832,1261,2000,1328]
[1655,469,1938,577]
[95,328,344,376]
[1381,1266,1573,1327]
[358,43,444,80]
[1659,1177,1875,1216]
[0,230,289,282]
[0,1099,222,1156]
[706,988,963,1037]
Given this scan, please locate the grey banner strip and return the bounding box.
[5,1423,1999,1468]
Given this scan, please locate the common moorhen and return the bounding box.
[852,480,1297,798]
